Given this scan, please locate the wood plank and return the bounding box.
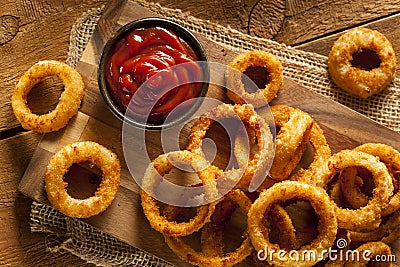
[265,0,400,45]
[0,131,91,266]
[154,0,400,46]
[18,1,400,266]
[0,0,106,265]
[0,0,107,132]
[296,12,400,75]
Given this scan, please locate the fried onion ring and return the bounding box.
[225,51,283,107]
[45,141,120,218]
[340,167,370,209]
[354,143,400,216]
[187,103,274,189]
[328,27,396,98]
[319,150,394,231]
[248,181,337,267]
[350,210,400,245]
[269,105,313,181]
[140,150,219,236]
[11,60,85,133]
[267,204,298,250]
[163,189,253,267]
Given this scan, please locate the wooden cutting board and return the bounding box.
[19,0,400,266]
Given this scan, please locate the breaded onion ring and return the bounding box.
[319,150,394,231]
[187,103,274,189]
[11,60,85,133]
[355,143,400,216]
[340,167,370,209]
[45,141,120,218]
[248,181,337,267]
[350,210,400,245]
[234,125,277,192]
[225,50,283,107]
[268,204,298,250]
[269,105,313,181]
[140,150,218,237]
[200,197,237,257]
[328,27,396,98]
[344,241,392,267]
[163,189,253,267]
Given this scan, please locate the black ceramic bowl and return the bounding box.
[98,17,209,130]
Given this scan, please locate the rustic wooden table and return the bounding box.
[1,0,399,266]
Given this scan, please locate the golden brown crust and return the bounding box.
[248,181,338,267]
[225,51,283,107]
[328,27,396,98]
[140,150,219,236]
[45,141,120,218]
[11,60,85,132]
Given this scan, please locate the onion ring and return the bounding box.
[163,189,253,267]
[45,141,120,218]
[267,204,298,250]
[318,150,394,231]
[290,119,331,184]
[11,60,85,133]
[248,181,337,267]
[350,210,400,245]
[234,124,277,191]
[187,103,274,189]
[140,150,219,236]
[200,197,237,257]
[328,27,396,98]
[354,143,400,216]
[327,178,345,208]
[344,242,392,267]
[269,105,313,181]
[225,50,283,107]
[339,167,370,209]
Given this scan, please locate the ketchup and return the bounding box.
[105,26,203,123]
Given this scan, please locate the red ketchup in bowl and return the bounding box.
[105,26,203,123]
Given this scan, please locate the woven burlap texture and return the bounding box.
[30,1,400,266]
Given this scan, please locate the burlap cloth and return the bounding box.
[30,1,400,266]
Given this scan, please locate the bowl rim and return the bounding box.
[97,17,210,130]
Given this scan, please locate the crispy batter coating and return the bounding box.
[320,150,394,231]
[225,50,283,107]
[355,143,400,216]
[328,27,396,98]
[248,181,337,267]
[187,103,274,189]
[45,141,120,218]
[11,60,85,132]
[163,189,253,267]
[140,150,219,236]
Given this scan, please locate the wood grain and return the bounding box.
[0,132,92,266]
[0,0,106,266]
[18,1,400,266]
[0,0,107,132]
[296,12,400,75]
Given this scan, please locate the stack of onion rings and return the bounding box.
[137,100,399,265]
[316,150,393,231]
[11,60,85,133]
[187,103,274,189]
[163,189,253,267]
[45,141,120,218]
